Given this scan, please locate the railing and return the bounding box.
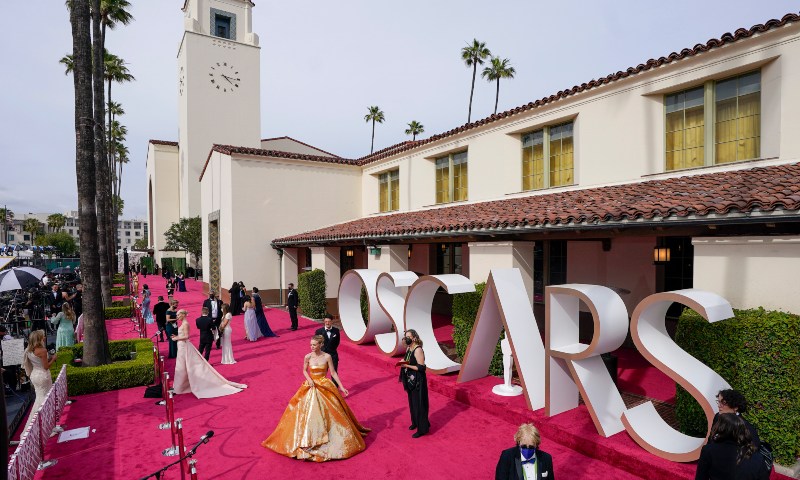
[7,364,69,480]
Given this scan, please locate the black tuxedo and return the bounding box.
[202,298,223,348]
[315,326,340,383]
[495,446,554,480]
[49,290,63,314]
[287,288,299,330]
[195,315,214,361]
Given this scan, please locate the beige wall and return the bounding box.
[221,156,361,292]
[200,151,235,290]
[260,138,335,157]
[358,24,800,218]
[145,143,181,264]
[693,236,800,313]
[567,237,657,313]
[468,241,535,304]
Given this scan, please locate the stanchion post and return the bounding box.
[162,414,182,458]
[176,419,187,480]
[189,459,198,480]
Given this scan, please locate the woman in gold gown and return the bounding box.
[262,335,371,461]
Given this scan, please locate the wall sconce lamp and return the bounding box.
[653,239,671,265]
[369,246,381,256]
[408,245,412,258]
[345,248,354,257]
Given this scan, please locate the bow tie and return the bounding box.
[521,457,536,465]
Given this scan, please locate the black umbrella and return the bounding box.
[0,266,45,292]
[51,266,75,274]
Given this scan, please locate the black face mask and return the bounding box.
[404,337,413,345]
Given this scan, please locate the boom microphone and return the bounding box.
[200,430,214,443]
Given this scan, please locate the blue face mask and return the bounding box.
[519,447,536,460]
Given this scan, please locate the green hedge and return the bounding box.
[675,307,800,465]
[452,283,504,376]
[298,269,327,320]
[104,306,132,319]
[50,339,155,396]
[360,285,368,325]
[111,300,125,307]
[110,286,126,296]
[112,274,125,284]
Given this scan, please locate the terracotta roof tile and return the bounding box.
[272,163,800,246]
[149,139,178,147]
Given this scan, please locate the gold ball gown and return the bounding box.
[262,363,371,462]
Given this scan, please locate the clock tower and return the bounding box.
[178,0,261,217]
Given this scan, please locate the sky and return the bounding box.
[1,1,798,219]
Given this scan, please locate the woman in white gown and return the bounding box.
[170,309,246,399]
[242,295,262,342]
[22,330,55,432]
[219,303,236,364]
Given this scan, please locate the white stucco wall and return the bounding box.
[260,138,336,157]
[693,236,800,313]
[146,143,181,264]
[567,237,657,313]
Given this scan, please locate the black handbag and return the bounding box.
[403,369,418,390]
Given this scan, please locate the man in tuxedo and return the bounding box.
[49,284,64,315]
[495,423,554,480]
[195,307,214,361]
[286,282,299,331]
[315,314,340,385]
[152,296,170,342]
[202,292,223,349]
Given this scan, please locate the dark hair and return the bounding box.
[288,283,294,287]
[252,287,259,293]
[405,329,423,347]
[324,313,334,321]
[0,326,7,333]
[158,296,164,301]
[221,303,229,315]
[710,413,756,464]
[244,295,251,302]
[143,284,149,290]
[718,389,748,414]
[202,307,209,315]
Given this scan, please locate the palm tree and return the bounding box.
[47,213,67,232]
[461,39,491,123]
[68,0,110,366]
[482,57,516,115]
[364,106,385,154]
[98,0,133,49]
[405,121,425,141]
[22,219,44,244]
[0,208,14,245]
[59,54,74,74]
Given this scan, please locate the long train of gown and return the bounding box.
[262,364,370,462]
[253,295,278,337]
[172,340,246,399]
[243,308,262,341]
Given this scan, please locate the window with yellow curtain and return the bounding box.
[435,152,468,204]
[549,122,574,187]
[715,71,760,164]
[435,158,450,204]
[665,86,705,170]
[379,170,399,212]
[522,130,544,190]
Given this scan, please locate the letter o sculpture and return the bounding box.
[375,271,419,356]
[337,269,392,344]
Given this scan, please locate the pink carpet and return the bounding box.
[19,276,789,479]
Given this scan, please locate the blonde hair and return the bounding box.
[513,423,541,447]
[22,330,46,376]
[62,303,75,321]
[312,334,325,345]
[177,309,188,318]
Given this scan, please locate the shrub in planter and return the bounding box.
[452,283,504,376]
[104,306,132,319]
[50,339,155,396]
[298,269,326,320]
[110,286,126,296]
[675,307,800,466]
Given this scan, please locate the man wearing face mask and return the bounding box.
[315,314,340,386]
[495,423,554,480]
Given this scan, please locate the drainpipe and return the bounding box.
[275,246,284,304]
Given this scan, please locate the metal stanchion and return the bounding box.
[157,370,169,406]
[177,422,187,480]
[188,459,199,480]
[152,345,161,380]
[162,416,183,458]
[159,390,176,431]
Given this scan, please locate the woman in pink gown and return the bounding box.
[170,309,247,399]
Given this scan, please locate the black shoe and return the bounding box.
[412,432,425,438]
[408,425,417,430]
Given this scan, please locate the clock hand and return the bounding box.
[221,74,234,85]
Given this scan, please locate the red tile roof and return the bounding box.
[353,12,800,165]
[260,136,341,158]
[272,162,800,246]
[149,139,179,147]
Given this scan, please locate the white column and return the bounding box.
[281,247,299,291]
[468,241,535,305]
[367,245,409,272]
[311,246,341,299]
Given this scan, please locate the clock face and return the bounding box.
[208,62,240,93]
[179,67,185,96]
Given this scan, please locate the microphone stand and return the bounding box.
[139,435,211,480]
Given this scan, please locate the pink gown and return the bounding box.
[172,323,246,399]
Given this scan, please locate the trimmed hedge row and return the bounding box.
[298,269,327,320]
[50,339,155,396]
[112,274,125,284]
[111,300,125,307]
[104,306,132,319]
[675,307,800,465]
[452,283,504,376]
[110,286,126,296]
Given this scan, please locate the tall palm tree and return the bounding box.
[22,219,43,244]
[0,208,13,245]
[47,213,67,232]
[461,39,491,123]
[99,0,133,49]
[405,121,425,141]
[364,106,385,154]
[482,57,516,115]
[68,0,110,366]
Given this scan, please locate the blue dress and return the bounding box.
[142,289,154,324]
[253,293,278,337]
[51,312,75,350]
